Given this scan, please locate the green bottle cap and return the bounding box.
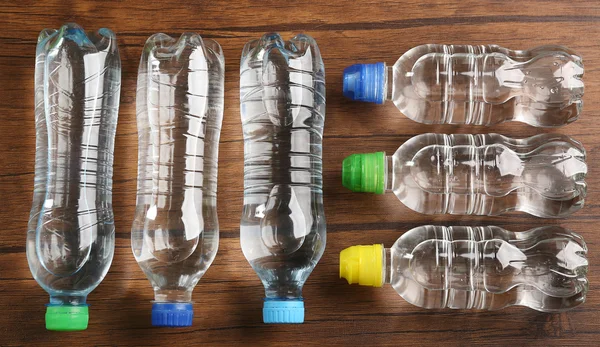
[342,152,386,194]
[45,305,89,331]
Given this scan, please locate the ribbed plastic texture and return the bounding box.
[26,23,120,329]
[240,33,326,323]
[375,133,586,217]
[344,44,584,126]
[263,300,305,324]
[152,303,193,327]
[385,226,588,312]
[131,33,224,312]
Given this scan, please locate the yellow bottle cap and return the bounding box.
[339,244,384,287]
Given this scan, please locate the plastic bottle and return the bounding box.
[342,133,586,218]
[343,45,584,126]
[26,23,120,331]
[340,225,588,312]
[240,33,326,324]
[131,33,224,327]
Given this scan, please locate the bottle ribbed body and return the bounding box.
[389,226,588,312]
[240,33,326,302]
[390,133,586,217]
[131,33,223,304]
[390,44,583,126]
[26,23,120,307]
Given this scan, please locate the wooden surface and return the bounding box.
[1,0,599,345]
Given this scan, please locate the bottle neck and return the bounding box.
[384,66,393,102]
[49,295,87,306]
[265,283,303,300]
[383,248,392,285]
[155,289,192,303]
[384,155,394,192]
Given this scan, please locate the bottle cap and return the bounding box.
[339,244,384,287]
[151,302,193,327]
[342,152,386,194]
[263,299,304,324]
[45,305,89,331]
[342,62,386,104]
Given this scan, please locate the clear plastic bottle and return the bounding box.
[240,33,326,324]
[131,33,224,327]
[343,45,584,126]
[26,23,120,331]
[340,225,588,312]
[342,133,586,218]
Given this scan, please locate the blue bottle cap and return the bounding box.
[343,62,386,104]
[263,299,304,324]
[151,302,193,327]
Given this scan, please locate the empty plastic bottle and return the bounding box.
[340,225,588,312]
[131,33,224,327]
[26,23,120,331]
[240,33,326,324]
[343,45,584,126]
[342,133,586,217]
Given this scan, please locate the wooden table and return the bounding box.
[1,0,598,345]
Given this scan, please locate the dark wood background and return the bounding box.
[1,0,599,345]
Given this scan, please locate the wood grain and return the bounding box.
[1,0,599,345]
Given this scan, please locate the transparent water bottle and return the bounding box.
[342,133,586,217]
[340,225,588,312]
[26,23,120,331]
[343,45,584,126]
[131,33,224,327]
[240,33,326,324]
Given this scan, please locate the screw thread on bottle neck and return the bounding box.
[384,155,394,192]
[384,66,393,102]
[154,289,193,303]
[49,295,87,306]
[383,248,392,285]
